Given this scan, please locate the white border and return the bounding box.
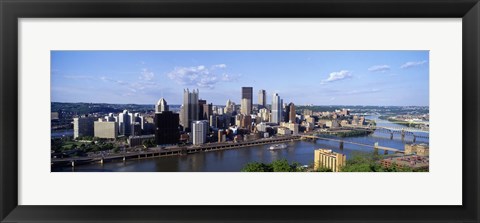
[19,19,462,205]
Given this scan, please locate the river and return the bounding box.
[52,115,429,172]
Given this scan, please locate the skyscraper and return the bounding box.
[156,98,168,113]
[118,110,132,136]
[288,102,296,123]
[271,93,282,123]
[94,120,118,139]
[258,89,266,109]
[181,89,199,131]
[258,108,270,122]
[198,99,206,120]
[192,120,208,145]
[240,98,252,115]
[284,103,291,122]
[155,111,180,145]
[241,87,253,114]
[203,103,213,120]
[73,116,95,139]
[132,113,144,130]
[225,99,235,114]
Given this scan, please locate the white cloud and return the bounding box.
[212,64,227,69]
[400,60,427,69]
[167,64,236,89]
[345,88,381,95]
[368,65,390,72]
[322,70,352,83]
[100,76,127,85]
[63,75,94,80]
[140,68,154,81]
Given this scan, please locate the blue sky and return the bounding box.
[51,51,429,106]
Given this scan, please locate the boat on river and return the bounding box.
[269,143,287,150]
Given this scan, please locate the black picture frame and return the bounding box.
[1,0,479,222]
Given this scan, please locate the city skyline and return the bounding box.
[51,50,429,106]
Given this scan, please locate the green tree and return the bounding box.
[272,159,293,172]
[316,167,333,172]
[241,162,269,172]
[103,143,114,151]
[340,152,383,172]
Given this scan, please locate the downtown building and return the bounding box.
[288,102,296,123]
[224,99,235,114]
[203,103,213,120]
[132,113,144,136]
[198,99,207,120]
[181,89,199,132]
[192,120,209,145]
[240,98,252,115]
[258,89,266,109]
[154,98,180,145]
[241,87,253,115]
[314,149,346,172]
[271,93,282,123]
[118,110,132,137]
[156,98,169,113]
[154,112,180,145]
[94,118,118,139]
[73,116,95,139]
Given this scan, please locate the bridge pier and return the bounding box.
[339,141,344,150]
[374,148,379,156]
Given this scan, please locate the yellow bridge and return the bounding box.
[300,134,403,153]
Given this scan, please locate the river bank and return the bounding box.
[51,135,300,169]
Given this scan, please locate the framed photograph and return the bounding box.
[1,0,479,222]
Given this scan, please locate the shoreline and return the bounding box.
[51,135,301,169]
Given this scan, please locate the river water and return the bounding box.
[53,115,429,172]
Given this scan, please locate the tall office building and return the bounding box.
[203,103,213,120]
[314,149,346,172]
[241,87,253,114]
[73,116,95,139]
[155,111,180,145]
[156,98,169,113]
[258,89,266,109]
[192,120,208,145]
[181,89,199,131]
[288,102,296,123]
[118,110,132,136]
[198,99,206,120]
[94,119,118,139]
[132,113,144,130]
[284,103,291,122]
[210,114,228,129]
[258,108,270,122]
[240,98,252,115]
[271,93,282,123]
[225,99,235,114]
